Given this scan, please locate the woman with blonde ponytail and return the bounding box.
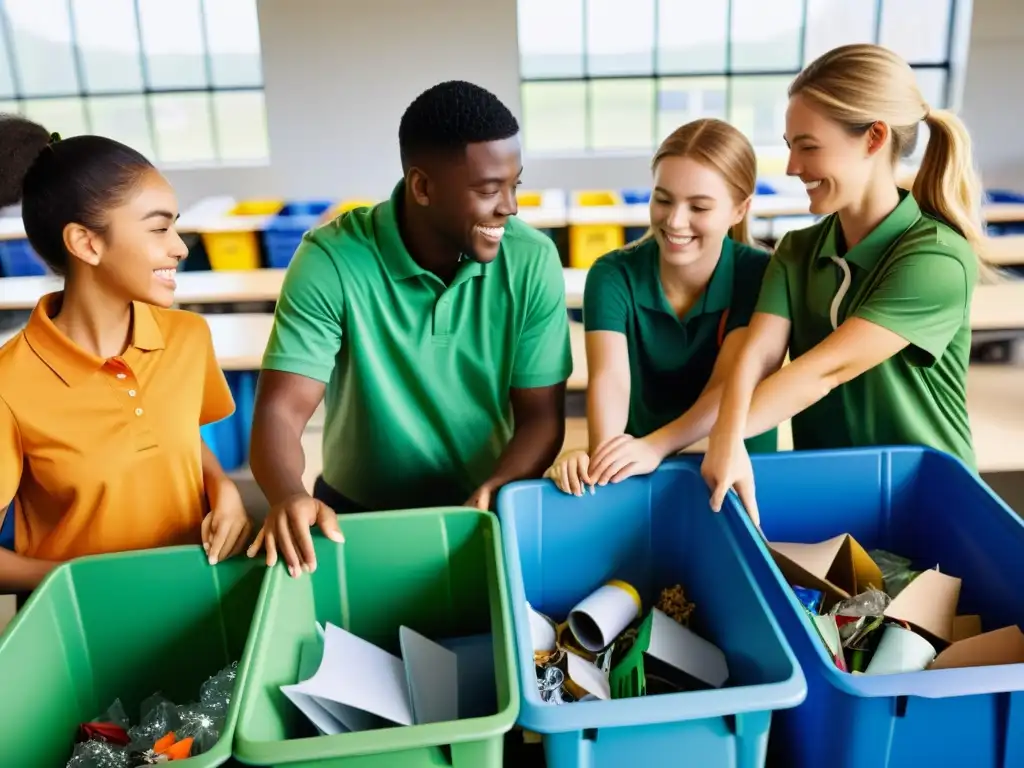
[545,118,778,496]
[702,44,985,525]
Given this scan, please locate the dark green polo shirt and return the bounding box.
[261,181,574,509]
[583,237,777,454]
[755,189,977,467]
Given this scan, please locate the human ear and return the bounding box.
[865,121,889,158]
[407,167,431,207]
[733,195,752,226]
[63,222,103,268]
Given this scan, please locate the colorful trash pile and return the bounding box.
[527,580,728,704]
[768,533,1024,675]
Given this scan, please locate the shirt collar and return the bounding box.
[637,237,736,320]
[24,293,165,387]
[375,180,486,283]
[817,188,922,270]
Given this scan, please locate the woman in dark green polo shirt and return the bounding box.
[703,43,993,524]
[546,118,778,496]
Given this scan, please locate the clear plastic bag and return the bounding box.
[199,660,238,718]
[830,589,891,618]
[127,693,182,752]
[175,701,224,755]
[65,741,131,768]
[870,549,920,598]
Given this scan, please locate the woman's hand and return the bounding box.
[543,449,594,497]
[587,435,664,487]
[700,434,760,527]
[202,477,253,565]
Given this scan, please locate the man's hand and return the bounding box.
[202,478,252,565]
[464,484,495,511]
[247,492,344,577]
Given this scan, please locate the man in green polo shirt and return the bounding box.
[247,80,572,576]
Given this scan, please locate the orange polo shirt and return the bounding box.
[0,294,235,562]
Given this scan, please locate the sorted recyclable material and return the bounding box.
[65,661,238,767]
[526,581,726,704]
[768,534,1024,675]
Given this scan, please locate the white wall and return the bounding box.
[163,0,1024,207]
[960,0,1024,190]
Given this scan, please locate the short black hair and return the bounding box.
[398,80,520,169]
[0,114,154,276]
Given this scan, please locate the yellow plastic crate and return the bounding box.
[517,190,543,207]
[201,199,283,272]
[570,224,625,268]
[328,198,377,219]
[573,190,622,207]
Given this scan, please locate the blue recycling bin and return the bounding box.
[263,200,332,268]
[496,459,806,768]
[0,239,46,277]
[730,446,1024,768]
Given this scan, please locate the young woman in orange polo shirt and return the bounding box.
[0,115,253,594]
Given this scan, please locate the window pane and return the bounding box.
[213,91,269,162]
[87,95,154,158]
[517,0,584,79]
[71,0,143,93]
[589,78,654,152]
[657,0,728,74]
[803,0,878,65]
[879,0,953,63]
[0,13,16,98]
[585,0,654,77]
[5,0,79,96]
[137,0,207,89]
[730,0,803,72]
[23,98,89,137]
[657,76,727,142]
[729,75,791,148]
[521,81,586,153]
[204,0,262,87]
[151,93,215,164]
[914,67,947,110]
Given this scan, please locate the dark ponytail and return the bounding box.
[0,113,154,276]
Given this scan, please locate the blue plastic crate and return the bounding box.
[497,460,806,768]
[730,446,1024,768]
[262,200,332,268]
[985,189,1024,204]
[0,239,46,277]
[622,188,651,205]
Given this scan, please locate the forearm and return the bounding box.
[710,345,768,444]
[587,376,629,453]
[483,417,565,491]
[743,358,836,439]
[645,383,724,458]
[0,548,57,593]
[250,411,310,507]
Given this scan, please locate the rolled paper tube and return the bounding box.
[568,580,642,653]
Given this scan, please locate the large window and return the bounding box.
[0,0,268,167]
[518,0,962,160]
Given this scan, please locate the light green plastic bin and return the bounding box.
[0,546,267,766]
[232,508,519,767]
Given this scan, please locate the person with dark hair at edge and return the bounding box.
[0,116,252,598]
[247,80,572,577]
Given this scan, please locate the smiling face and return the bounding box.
[649,155,749,268]
[422,135,522,264]
[66,169,189,307]
[784,93,886,216]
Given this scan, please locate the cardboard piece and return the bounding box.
[952,615,982,642]
[645,608,729,691]
[281,622,460,733]
[930,626,1024,670]
[883,568,961,644]
[769,534,884,608]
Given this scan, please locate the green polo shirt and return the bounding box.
[261,182,573,510]
[755,189,977,467]
[584,237,777,454]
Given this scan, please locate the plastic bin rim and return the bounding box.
[231,506,521,761]
[744,444,1024,700]
[496,465,807,734]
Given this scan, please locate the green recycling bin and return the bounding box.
[0,546,267,766]
[232,507,519,767]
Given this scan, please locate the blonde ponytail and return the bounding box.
[791,44,997,282]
